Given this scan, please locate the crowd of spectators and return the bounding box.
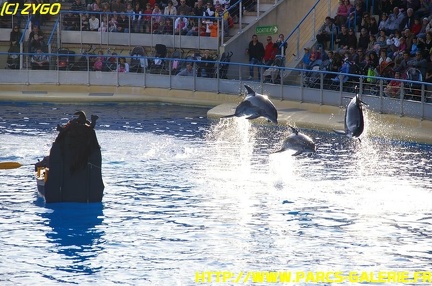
[310,0,432,100]
[63,0,235,36]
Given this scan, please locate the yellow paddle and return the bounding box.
[0,162,26,169]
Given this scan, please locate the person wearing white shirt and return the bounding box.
[89,15,100,31]
[174,13,188,35]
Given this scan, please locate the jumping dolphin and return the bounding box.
[333,93,365,141]
[222,85,278,124]
[275,125,316,156]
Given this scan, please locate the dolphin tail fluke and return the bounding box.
[333,129,347,136]
[244,85,256,96]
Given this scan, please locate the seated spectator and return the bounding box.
[177,62,195,76]
[346,28,358,49]
[403,29,415,52]
[410,37,420,56]
[81,14,90,31]
[357,28,370,51]
[143,3,153,33]
[152,4,164,33]
[346,3,364,31]
[164,1,177,16]
[117,57,130,72]
[162,18,174,34]
[93,50,105,71]
[204,2,215,17]
[31,49,49,70]
[198,50,215,77]
[360,13,372,33]
[174,12,189,35]
[378,48,393,75]
[415,1,432,19]
[392,36,407,61]
[408,51,427,78]
[132,3,143,33]
[393,50,411,73]
[400,8,415,31]
[208,19,218,37]
[411,18,422,36]
[99,16,108,32]
[316,16,337,50]
[177,0,192,15]
[417,17,429,39]
[28,26,45,53]
[10,25,22,47]
[378,13,390,33]
[334,0,350,28]
[117,13,130,33]
[387,7,404,35]
[384,71,402,97]
[335,25,350,52]
[193,0,206,24]
[111,0,126,13]
[88,0,102,12]
[89,14,100,31]
[369,16,378,35]
[63,12,79,31]
[302,47,311,68]
[71,0,86,11]
[108,13,119,32]
[186,17,205,36]
[214,4,230,34]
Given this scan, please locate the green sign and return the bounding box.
[255,25,278,35]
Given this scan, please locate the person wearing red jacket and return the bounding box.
[263,36,278,66]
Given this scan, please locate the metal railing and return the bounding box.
[1,50,432,121]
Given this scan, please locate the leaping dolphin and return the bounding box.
[275,125,316,156]
[222,85,278,124]
[333,93,365,141]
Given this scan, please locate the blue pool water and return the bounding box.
[0,103,432,285]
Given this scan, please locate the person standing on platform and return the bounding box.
[246,34,264,80]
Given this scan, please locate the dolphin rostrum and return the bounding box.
[222,85,278,124]
[333,93,365,141]
[275,125,316,156]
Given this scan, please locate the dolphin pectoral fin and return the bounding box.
[292,150,303,156]
[333,129,347,135]
[245,114,261,120]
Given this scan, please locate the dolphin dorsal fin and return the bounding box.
[244,85,256,96]
[288,125,299,135]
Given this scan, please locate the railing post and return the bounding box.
[256,0,260,19]
[379,79,384,114]
[296,29,300,61]
[400,82,404,117]
[220,19,224,46]
[421,83,425,120]
[320,72,324,104]
[239,2,243,33]
[312,8,316,39]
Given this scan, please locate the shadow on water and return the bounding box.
[38,202,105,276]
